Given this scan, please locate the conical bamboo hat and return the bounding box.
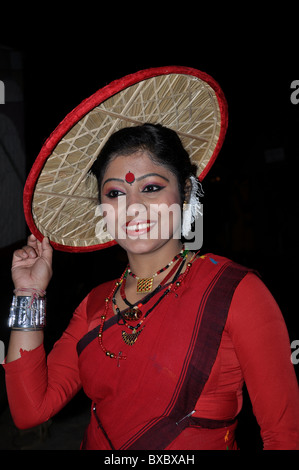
[23,66,228,252]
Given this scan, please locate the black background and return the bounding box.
[0,10,298,450]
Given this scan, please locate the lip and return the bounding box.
[123,220,156,236]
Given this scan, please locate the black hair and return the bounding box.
[90,123,197,204]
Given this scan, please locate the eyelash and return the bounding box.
[142,184,164,193]
[105,189,124,198]
[105,184,164,198]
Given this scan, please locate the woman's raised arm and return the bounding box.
[6,234,53,362]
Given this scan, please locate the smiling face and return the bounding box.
[100,151,183,254]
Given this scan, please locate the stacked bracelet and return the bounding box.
[13,288,46,297]
[8,288,46,331]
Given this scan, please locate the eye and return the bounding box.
[142,184,164,193]
[105,189,125,198]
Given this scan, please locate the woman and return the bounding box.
[4,123,299,450]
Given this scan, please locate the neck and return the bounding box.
[126,240,183,278]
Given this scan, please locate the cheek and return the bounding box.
[149,191,182,237]
[156,189,182,215]
[100,198,126,238]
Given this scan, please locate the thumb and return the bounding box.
[42,237,53,263]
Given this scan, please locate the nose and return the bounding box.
[125,189,142,207]
[126,202,148,220]
[125,191,148,219]
[125,188,146,208]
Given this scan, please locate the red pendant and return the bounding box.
[125,171,135,184]
[123,307,142,322]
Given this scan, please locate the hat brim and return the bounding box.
[23,66,228,252]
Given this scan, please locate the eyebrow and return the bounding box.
[102,173,170,187]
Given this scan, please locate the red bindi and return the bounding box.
[125,171,135,184]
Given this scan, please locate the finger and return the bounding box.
[27,233,39,249]
[27,234,46,258]
[22,245,38,258]
[13,246,36,260]
[13,249,29,260]
[28,233,37,242]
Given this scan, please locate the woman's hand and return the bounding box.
[11,234,53,292]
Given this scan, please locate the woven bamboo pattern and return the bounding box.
[32,73,221,249]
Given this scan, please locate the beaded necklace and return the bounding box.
[127,247,186,293]
[116,257,187,345]
[120,256,185,310]
[98,250,199,362]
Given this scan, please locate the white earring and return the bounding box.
[182,176,204,238]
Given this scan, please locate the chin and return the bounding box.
[116,237,166,255]
[117,235,182,256]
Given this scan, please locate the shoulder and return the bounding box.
[190,252,252,281]
[72,278,116,319]
[191,252,280,317]
[231,271,280,313]
[74,278,116,329]
[87,278,116,305]
[227,269,284,334]
[193,252,246,269]
[198,251,282,320]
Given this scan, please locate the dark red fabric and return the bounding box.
[121,263,249,450]
[3,254,299,449]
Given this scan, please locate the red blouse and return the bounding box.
[3,254,299,450]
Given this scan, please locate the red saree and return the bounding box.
[4,254,299,449]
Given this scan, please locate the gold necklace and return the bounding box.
[127,247,187,293]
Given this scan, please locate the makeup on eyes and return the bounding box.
[104,183,165,198]
[104,187,125,198]
[103,174,169,198]
[102,172,170,188]
[141,183,165,192]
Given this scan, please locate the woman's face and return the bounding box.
[100,151,182,254]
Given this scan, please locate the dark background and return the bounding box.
[0,12,298,450]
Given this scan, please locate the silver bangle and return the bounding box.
[8,295,46,331]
